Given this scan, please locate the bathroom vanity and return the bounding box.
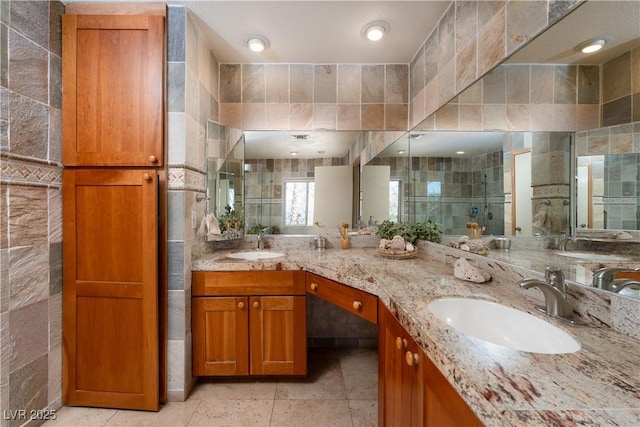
[192,243,640,426]
[192,271,306,376]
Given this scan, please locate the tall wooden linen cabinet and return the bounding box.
[61,5,167,411]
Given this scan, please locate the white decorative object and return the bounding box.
[458,235,469,244]
[453,258,491,283]
[405,242,415,252]
[389,235,406,251]
[379,239,392,250]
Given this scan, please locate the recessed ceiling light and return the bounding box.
[361,21,389,42]
[576,38,605,54]
[290,151,298,156]
[397,150,405,154]
[291,134,309,140]
[456,151,465,155]
[247,36,269,52]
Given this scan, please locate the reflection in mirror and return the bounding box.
[575,122,640,238]
[363,133,410,224]
[243,131,360,235]
[205,121,245,241]
[408,131,504,236]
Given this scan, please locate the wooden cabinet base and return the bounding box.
[192,272,307,377]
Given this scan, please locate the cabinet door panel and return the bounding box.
[62,14,164,166]
[379,302,425,427]
[62,169,158,410]
[250,296,306,375]
[192,297,249,376]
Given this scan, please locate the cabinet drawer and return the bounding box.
[306,273,378,324]
[193,271,305,296]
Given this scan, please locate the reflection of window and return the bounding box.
[389,180,400,222]
[284,180,315,226]
[427,181,441,196]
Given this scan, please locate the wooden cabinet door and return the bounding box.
[192,297,249,376]
[425,357,482,427]
[62,169,159,410]
[249,296,307,376]
[379,302,425,427]
[62,14,164,167]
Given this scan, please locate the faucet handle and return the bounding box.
[545,267,565,290]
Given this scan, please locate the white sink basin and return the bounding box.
[427,298,580,354]
[226,251,285,261]
[556,251,631,261]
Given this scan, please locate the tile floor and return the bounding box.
[44,348,378,427]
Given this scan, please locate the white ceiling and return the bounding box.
[174,1,451,64]
[244,130,360,159]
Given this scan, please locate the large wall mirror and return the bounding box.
[205,121,245,240]
[408,0,639,240]
[243,130,361,235]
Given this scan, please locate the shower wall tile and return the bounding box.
[477,8,505,77]
[265,64,289,103]
[385,64,408,104]
[458,105,483,130]
[578,65,600,104]
[477,1,506,31]
[337,64,360,104]
[434,104,458,130]
[219,103,241,129]
[632,47,640,94]
[361,104,384,130]
[553,104,577,131]
[266,103,289,129]
[505,0,548,55]
[410,44,425,101]
[603,51,631,103]
[506,65,530,104]
[242,102,266,129]
[507,104,529,131]
[437,59,455,105]
[553,65,577,104]
[289,103,313,129]
[456,38,477,93]
[220,64,241,103]
[313,104,336,130]
[458,82,482,104]
[577,104,601,132]
[385,104,407,131]
[455,1,477,53]
[313,65,336,103]
[290,64,313,103]
[242,64,265,103]
[483,66,505,104]
[603,95,632,127]
[337,104,360,130]
[362,65,384,103]
[437,4,455,67]
[530,65,554,104]
[423,31,439,86]
[633,93,640,122]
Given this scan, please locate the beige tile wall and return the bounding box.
[220,63,408,131]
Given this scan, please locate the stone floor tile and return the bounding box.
[270,399,353,427]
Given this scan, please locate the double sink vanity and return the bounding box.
[191,237,640,426]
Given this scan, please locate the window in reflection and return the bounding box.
[284,180,315,226]
[389,180,401,222]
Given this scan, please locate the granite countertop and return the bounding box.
[192,247,640,426]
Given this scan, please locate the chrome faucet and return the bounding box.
[519,267,583,325]
[257,227,269,251]
[610,279,640,293]
[557,236,590,251]
[591,267,640,291]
